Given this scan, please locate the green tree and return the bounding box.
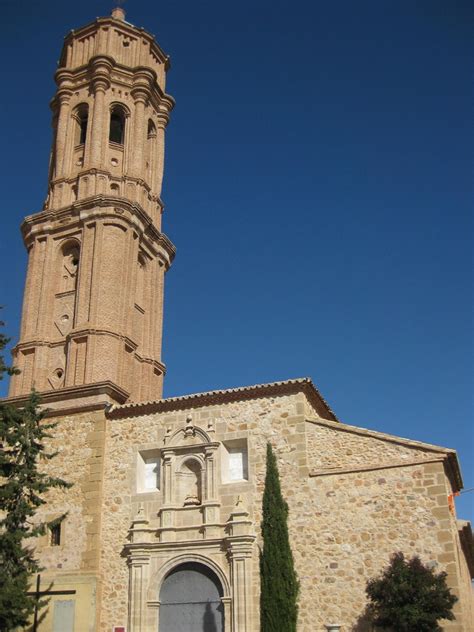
[0,310,18,379]
[366,551,458,632]
[0,318,71,631]
[260,442,299,632]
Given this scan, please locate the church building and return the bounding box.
[6,8,473,632]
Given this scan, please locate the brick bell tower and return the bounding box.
[9,7,175,408]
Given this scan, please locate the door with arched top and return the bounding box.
[159,562,224,632]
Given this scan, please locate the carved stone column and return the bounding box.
[159,449,175,541]
[161,449,173,505]
[204,444,219,501]
[227,498,256,632]
[128,508,151,632]
[128,555,150,632]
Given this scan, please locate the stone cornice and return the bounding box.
[49,170,164,205]
[13,331,166,376]
[21,196,176,265]
[52,60,174,115]
[2,380,129,415]
[108,377,338,421]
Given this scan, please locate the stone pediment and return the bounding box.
[165,417,212,447]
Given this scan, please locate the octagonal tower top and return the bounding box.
[58,8,171,91]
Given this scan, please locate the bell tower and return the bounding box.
[9,8,175,407]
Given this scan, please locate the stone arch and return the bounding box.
[72,102,89,145]
[158,562,225,632]
[147,553,231,602]
[109,102,129,145]
[175,453,205,472]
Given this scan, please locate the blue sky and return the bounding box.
[0,1,472,521]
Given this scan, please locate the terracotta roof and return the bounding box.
[107,377,338,421]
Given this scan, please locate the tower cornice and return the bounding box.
[21,196,176,267]
[60,16,171,71]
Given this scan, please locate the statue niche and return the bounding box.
[60,241,80,294]
[54,240,80,338]
[176,458,202,507]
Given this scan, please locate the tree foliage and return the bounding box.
[260,442,299,632]
[0,318,71,631]
[0,310,18,380]
[366,551,458,632]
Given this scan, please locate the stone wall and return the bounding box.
[301,420,472,631]
[97,391,472,631]
[29,390,472,631]
[35,409,105,573]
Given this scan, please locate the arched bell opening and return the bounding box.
[159,562,225,632]
[109,105,126,145]
[74,103,89,146]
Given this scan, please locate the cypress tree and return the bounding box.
[260,442,299,632]
[0,318,72,631]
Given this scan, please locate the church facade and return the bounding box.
[5,8,473,632]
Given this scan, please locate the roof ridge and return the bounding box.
[306,415,456,454]
[108,376,338,420]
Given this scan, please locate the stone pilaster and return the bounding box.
[128,509,151,632]
[54,89,73,179]
[89,57,113,167]
[227,498,256,632]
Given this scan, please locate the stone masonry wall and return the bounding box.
[35,408,105,575]
[97,392,473,632]
[301,420,471,631]
[99,392,309,630]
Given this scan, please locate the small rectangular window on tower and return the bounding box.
[50,522,62,547]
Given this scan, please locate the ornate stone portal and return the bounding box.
[125,421,255,632]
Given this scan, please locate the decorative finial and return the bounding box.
[184,415,194,437]
[111,1,126,21]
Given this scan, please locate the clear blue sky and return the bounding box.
[0,1,472,521]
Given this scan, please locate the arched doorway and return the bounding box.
[159,562,224,632]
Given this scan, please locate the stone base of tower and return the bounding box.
[5,380,129,414]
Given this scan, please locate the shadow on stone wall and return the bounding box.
[351,607,376,632]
